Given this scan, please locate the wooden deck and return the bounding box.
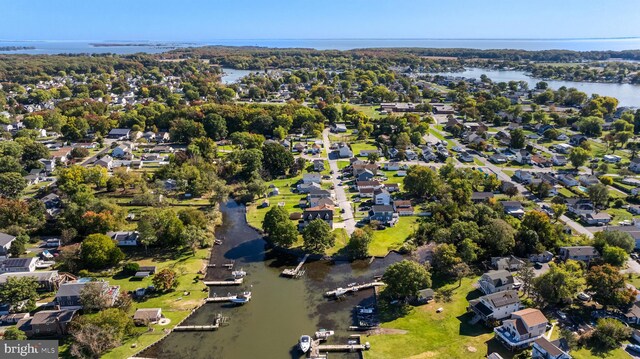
[324,281,385,297]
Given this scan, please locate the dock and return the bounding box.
[203,278,243,286]
[281,253,310,278]
[324,281,385,297]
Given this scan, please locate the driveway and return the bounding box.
[322,129,355,235]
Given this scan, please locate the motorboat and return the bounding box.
[315,329,334,341]
[230,291,251,304]
[299,335,311,353]
[232,269,247,278]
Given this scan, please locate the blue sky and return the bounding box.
[2,0,639,41]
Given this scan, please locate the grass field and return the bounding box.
[364,277,513,359]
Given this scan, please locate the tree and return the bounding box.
[302,219,335,254]
[568,147,590,168]
[346,229,372,260]
[262,142,294,177]
[153,268,178,292]
[0,172,27,198]
[80,282,112,313]
[590,318,631,351]
[594,230,634,253]
[80,234,125,270]
[587,183,609,209]
[602,245,628,267]
[482,219,516,256]
[587,264,635,308]
[533,260,585,305]
[69,308,134,359]
[262,206,298,248]
[3,327,27,340]
[403,166,442,199]
[381,260,431,301]
[510,128,526,149]
[0,276,38,313]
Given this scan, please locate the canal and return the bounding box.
[142,200,402,359]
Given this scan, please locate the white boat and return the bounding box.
[334,287,348,297]
[315,329,334,340]
[230,291,251,304]
[299,335,311,353]
[232,269,247,278]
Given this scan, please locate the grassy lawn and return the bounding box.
[99,248,210,359]
[365,277,513,359]
[369,216,418,257]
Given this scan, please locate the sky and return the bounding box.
[2,0,640,41]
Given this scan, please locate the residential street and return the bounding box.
[322,129,356,235]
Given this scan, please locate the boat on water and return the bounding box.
[232,269,247,278]
[299,335,311,353]
[315,329,334,341]
[230,291,251,304]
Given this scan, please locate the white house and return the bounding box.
[494,309,549,350]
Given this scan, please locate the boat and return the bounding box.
[230,291,251,304]
[315,329,334,340]
[334,287,348,297]
[232,269,247,278]
[299,335,311,353]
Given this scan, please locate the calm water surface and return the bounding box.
[143,201,401,359]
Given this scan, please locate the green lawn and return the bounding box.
[369,216,418,257]
[365,277,513,359]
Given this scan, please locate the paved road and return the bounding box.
[322,129,356,235]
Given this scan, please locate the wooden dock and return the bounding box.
[324,281,385,297]
[282,253,310,278]
[203,278,243,286]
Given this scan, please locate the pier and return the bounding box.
[324,281,385,297]
[203,278,244,286]
[281,253,310,278]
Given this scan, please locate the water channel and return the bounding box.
[143,200,403,358]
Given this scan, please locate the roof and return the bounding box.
[0,232,16,247]
[534,337,566,357]
[134,308,162,321]
[514,308,548,328]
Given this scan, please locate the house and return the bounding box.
[581,212,612,225]
[558,246,600,263]
[478,270,515,294]
[16,309,78,337]
[394,200,414,216]
[491,256,525,271]
[55,280,119,309]
[0,232,16,257]
[107,128,131,140]
[133,308,162,326]
[0,270,65,292]
[0,257,37,273]
[303,173,322,184]
[578,174,599,187]
[301,204,334,229]
[370,205,398,226]
[94,155,114,170]
[501,201,525,218]
[471,192,494,203]
[630,158,640,173]
[552,155,567,166]
[468,290,522,323]
[338,143,353,158]
[107,231,139,246]
[313,160,325,172]
[569,135,587,146]
[374,188,391,206]
[532,337,572,359]
[494,308,549,350]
